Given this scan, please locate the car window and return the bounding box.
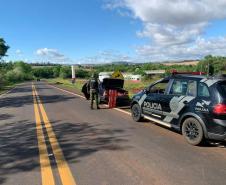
[198,83,210,97]
[217,81,226,98]
[170,80,188,95]
[149,80,169,94]
[187,81,197,96]
[218,81,226,94]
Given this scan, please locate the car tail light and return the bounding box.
[213,104,226,114]
[103,90,109,97]
[117,92,122,96]
[117,91,128,96]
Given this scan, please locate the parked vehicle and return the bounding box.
[131,72,226,145]
[82,78,130,105]
[99,78,130,105]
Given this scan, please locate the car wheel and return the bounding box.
[131,103,142,122]
[182,117,204,146]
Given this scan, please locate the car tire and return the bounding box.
[182,117,204,146]
[131,103,142,122]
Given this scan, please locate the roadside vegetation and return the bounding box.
[0,61,33,93]
[47,78,86,94]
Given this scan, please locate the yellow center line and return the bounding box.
[32,84,55,185]
[33,84,77,185]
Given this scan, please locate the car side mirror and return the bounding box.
[143,87,149,94]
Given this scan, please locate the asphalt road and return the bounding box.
[1,82,226,185]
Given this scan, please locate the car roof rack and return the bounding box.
[171,70,206,76]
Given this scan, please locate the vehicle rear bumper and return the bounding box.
[207,119,226,140]
[100,96,130,105]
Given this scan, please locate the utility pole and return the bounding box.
[71,65,76,84]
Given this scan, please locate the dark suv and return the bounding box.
[131,73,226,145]
[81,78,130,105]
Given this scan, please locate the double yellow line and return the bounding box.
[32,84,77,185]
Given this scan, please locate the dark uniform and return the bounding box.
[88,76,100,109]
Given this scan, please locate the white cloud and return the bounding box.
[36,48,72,63]
[136,36,226,61]
[98,50,132,62]
[36,48,64,58]
[137,22,207,46]
[16,49,22,55]
[75,50,132,64]
[36,48,131,64]
[105,0,226,60]
[113,0,226,25]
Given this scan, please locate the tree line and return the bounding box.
[0,62,92,89]
[93,55,226,76]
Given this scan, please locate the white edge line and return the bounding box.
[48,84,86,99]
[113,108,131,115]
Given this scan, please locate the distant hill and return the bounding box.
[32,60,199,66]
[162,60,199,66]
[110,60,200,66]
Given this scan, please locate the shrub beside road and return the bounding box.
[0,61,33,93]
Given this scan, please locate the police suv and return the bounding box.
[131,72,226,145]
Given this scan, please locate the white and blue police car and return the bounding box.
[131,72,226,145]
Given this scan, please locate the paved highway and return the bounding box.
[0,82,226,185]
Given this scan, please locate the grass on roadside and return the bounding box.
[0,83,17,95]
[46,78,87,94]
[47,78,87,88]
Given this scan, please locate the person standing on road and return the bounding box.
[88,73,100,109]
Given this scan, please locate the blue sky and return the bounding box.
[1,0,226,63]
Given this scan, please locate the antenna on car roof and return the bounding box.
[207,63,210,77]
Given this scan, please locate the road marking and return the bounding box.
[0,86,17,97]
[49,84,85,99]
[33,85,77,185]
[32,85,55,185]
[113,107,131,115]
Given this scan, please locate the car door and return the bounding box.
[194,82,211,117]
[141,79,170,120]
[161,79,197,125]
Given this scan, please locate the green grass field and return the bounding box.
[47,78,87,92]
